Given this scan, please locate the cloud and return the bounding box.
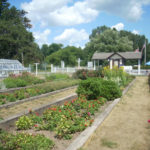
[54,28,89,47]
[33,29,51,46]
[21,0,98,27]
[111,23,124,31]
[132,29,139,34]
[86,0,150,21]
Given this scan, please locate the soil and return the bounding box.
[0,87,77,119]
[82,76,150,150]
[8,100,111,150]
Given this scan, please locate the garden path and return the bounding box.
[82,76,150,150]
[0,87,76,119]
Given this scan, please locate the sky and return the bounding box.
[10,0,150,48]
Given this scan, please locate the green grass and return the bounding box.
[101,138,118,148]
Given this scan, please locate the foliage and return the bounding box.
[46,46,84,66]
[102,66,134,87]
[82,25,150,66]
[0,0,43,64]
[16,116,33,130]
[41,43,63,58]
[76,78,122,100]
[16,96,106,139]
[46,73,70,81]
[3,72,45,88]
[0,130,54,150]
[73,69,100,80]
[0,79,79,105]
[99,80,122,100]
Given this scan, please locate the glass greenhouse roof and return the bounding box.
[0,59,26,71]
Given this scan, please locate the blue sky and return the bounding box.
[10,0,150,48]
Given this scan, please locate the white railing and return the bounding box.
[125,69,150,75]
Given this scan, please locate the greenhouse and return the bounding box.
[0,59,28,78]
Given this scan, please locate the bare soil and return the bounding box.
[82,76,150,150]
[0,88,76,119]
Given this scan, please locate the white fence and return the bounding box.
[126,69,150,75]
[51,66,94,73]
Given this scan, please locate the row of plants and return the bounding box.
[16,96,107,140]
[73,67,134,87]
[0,129,54,150]
[3,72,45,89]
[2,72,71,89]
[46,73,70,81]
[0,79,79,105]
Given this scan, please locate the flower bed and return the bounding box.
[0,130,54,150]
[16,96,107,140]
[0,79,79,105]
[3,72,45,89]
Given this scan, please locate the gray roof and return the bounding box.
[92,51,142,60]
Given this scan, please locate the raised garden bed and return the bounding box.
[0,79,79,106]
[0,75,136,150]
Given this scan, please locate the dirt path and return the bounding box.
[82,76,150,150]
[0,87,76,119]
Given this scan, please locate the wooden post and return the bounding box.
[138,59,141,75]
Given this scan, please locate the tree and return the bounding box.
[41,43,63,58]
[0,0,42,65]
[45,46,84,66]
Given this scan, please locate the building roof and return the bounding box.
[92,51,142,60]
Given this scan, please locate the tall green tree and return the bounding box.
[46,46,83,66]
[0,0,42,64]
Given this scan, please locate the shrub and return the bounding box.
[73,69,99,80]
[76,78,102,100]
[0,130,54,150]
[76,78,122,100]
[99,80,122,100]
[16,116,33,130]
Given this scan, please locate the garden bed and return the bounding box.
[0,96,111,150]
[0,79,79,106]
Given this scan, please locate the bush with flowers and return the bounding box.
[0,79,79,105]
[16,96,107,139]
[0,130,54,150]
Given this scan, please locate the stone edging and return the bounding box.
[66,78,136,150]
[0,86,77,109]
[0,94,77,129]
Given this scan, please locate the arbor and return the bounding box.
[0,0,42,64]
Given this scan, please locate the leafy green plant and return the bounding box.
[46,73,70,81]
[100,80,122,100]
[3,72,45,89]
[76,78,102,100]
[16,116,33,130]
[76,78,121,100]
[0,130,54,150]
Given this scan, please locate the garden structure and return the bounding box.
[92,51,142,74]
[0,59,28,78]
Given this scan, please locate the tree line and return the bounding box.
[0,0,150,66]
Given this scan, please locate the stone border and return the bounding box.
[0,85,77,109]
[0,94,77,129]
[66,78,136,150]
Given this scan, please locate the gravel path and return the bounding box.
[82,76,150,150]
[0,87,76,119]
